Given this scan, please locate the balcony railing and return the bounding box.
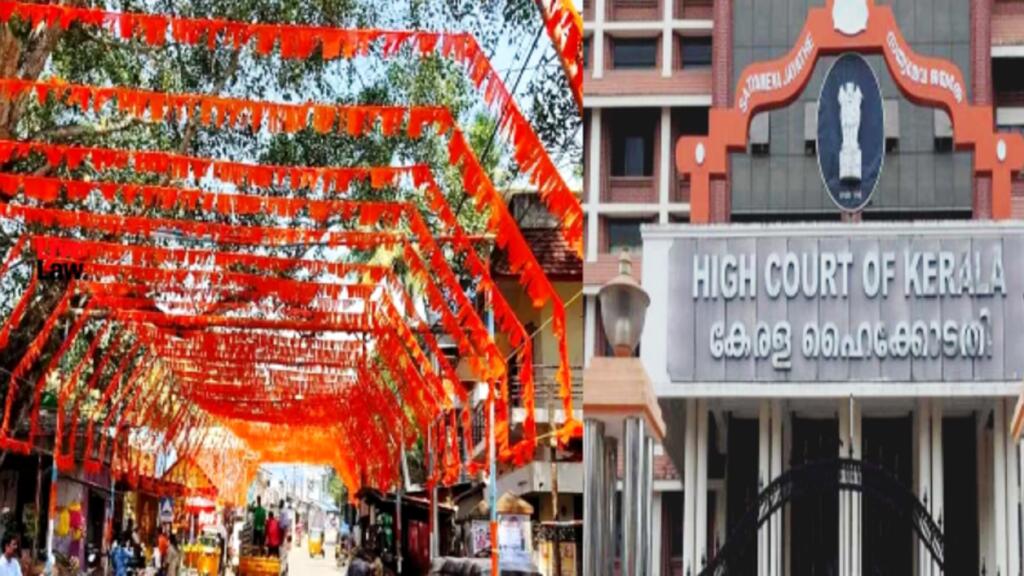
[510,364,584,410]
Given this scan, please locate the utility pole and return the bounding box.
[549,382,561,576]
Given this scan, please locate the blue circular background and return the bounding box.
[817,53,885,212]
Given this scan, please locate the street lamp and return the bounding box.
[597,250,649,357]
[584,248,662,576]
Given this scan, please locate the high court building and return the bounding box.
[583,0,1024,574]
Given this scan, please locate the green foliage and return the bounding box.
[0,0,579,457]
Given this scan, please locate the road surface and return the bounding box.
[284,541,343,575]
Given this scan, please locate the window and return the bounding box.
[935,110,953,153]
[804,102,818,156]
[883,99,900,153]
[611,113,656,176]
[681,36,712,68]
[750,113,770,156]
[663,492,685,558]
[607,219,646,253]
[612,38,657,69]
[583,37,590,69]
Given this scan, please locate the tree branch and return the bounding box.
[30,115,139,142]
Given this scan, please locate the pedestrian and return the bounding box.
[157,529,169,564]
[112,537,132,576]
[265,512,281,557]
[0,534,20,576]
[346,548,372,576]
[165,534,180,576]
[277,500,291,546]
[249,496,266,549]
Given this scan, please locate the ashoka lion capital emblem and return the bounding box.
[838,81,863,182]
[832,0,869,36]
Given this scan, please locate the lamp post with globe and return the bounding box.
[583,250,665,576]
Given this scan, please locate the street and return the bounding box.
[284,541,343,576]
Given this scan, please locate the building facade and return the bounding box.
[583,0,1024,574]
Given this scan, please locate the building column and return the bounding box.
[916,398,932,576]
[1006,397,1022,576]
[586,109,601,262]
[644,436,655,576]
[584,297,596,368]
[838,398,861,576]
[695,401,709,569]
[980,411,993,573]
[651,490,663,576]
[770,400,782,576]
[659,108,671,224]
[604,438,618,576]
[584,419,607,576]
[929,400,943,575]
[622,417,646,576]
[593,0,605,79]
[758,400,770,576]
[996,400,1009,576]
[683,400,697,573]
[970,0,993,218]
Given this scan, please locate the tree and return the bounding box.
[0,0,580,467]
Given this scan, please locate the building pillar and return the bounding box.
[980,411,993,573]
[758,400,770,576]
[593,0,605,79]
[970,0,993,219]
[659,108,671,224]
[996,400,1009,576]
[651,490,663,576]
[622,417,646,576]
[852,399,861,576]
[710,0,732,223]
[916,398,932,576]
[586,109,601,262]
[770,400,782,576]
[584,297,596,368]
[644,436,655,576]
[1006,397,1021,576]
[604,438,618,576]
[839,401,850,576]
[695,401,709,569]
[783,409,792,576]
[838,398,861,576]
[584,419,606,576]
[683,400,697,573]
[929,400,943,575]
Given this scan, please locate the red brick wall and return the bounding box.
[610,0,662,21]
[710,0,732,222]
[972,0,993,219]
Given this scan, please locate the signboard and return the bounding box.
[664,224,1024,383]
[817,53,884,212]
[469,520,491,556]
[497,514,533,569]
[159,498,174,524]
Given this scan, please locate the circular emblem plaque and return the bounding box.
[817,53,885,212]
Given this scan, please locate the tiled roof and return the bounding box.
[492,228,582,280]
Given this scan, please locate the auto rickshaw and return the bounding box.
[308,529,325,558]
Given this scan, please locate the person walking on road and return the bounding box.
[0,534,21,576]
[265,512,282,557]
[250,496,267,550]
[165,534,181,576]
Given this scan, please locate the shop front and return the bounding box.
[641,222,1024,574]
